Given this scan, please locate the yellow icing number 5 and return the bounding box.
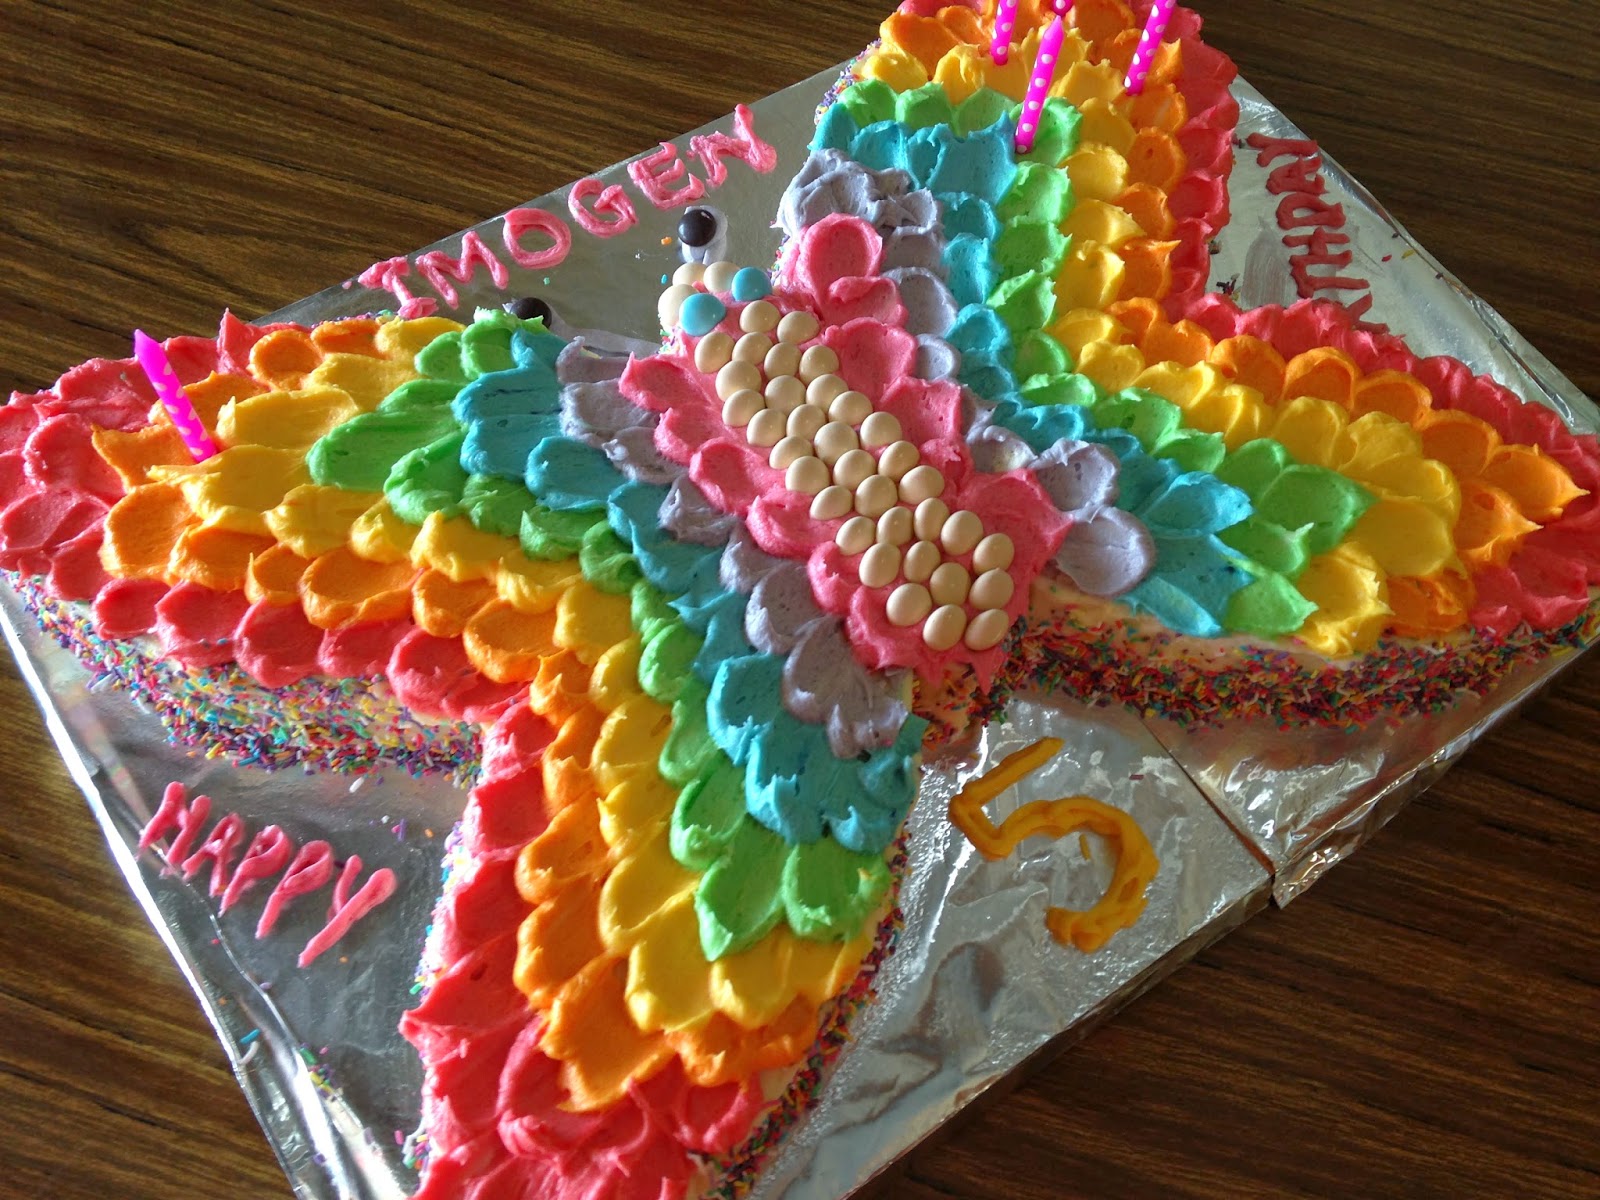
[947,737,1159,951]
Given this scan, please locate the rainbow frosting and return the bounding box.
[2,2,1598,1197]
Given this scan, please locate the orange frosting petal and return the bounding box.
[310,317,384,358]
[463,599,560,683]
[1418,408,1499,478]
[249,328,324,391]
[883,11,960,72]
[1480,445,1588,523]
[413,569,496,638]
[545,957,675,1112]
[1210,335,1287,404]
[1352,370,1432,425]
[180,372,265,434]
[1115,237,1176,303]
[299,546,418,628]
[1116,182,1176,240]
[1123,128,1185,190]
[527,650,596,729]
[1454,480,1541,571]
[245,543,313,607]
[1386,573,1474,639]
[101,483,192,579]
[1283,348,1361,411]
[91,424,194,491]
[1069,0,1134,46]
[168,525,275,592]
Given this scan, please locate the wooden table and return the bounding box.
[2,2,1596,1196]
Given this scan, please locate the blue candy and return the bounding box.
[678,291,727,336]
[730,267,772,302]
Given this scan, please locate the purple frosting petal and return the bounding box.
[1054,508,1156,596]
[915,336,959,381]
[560,378,654,446]
[606,426,679,486]
[659,475,737,546]
[1031,439,1121,514]
[744,564,818,656]
[554,338,629,385]
[967,423,1034,474]
[784,618,911,758]
[884,268,958,339]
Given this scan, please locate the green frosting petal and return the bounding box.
[1215,438,1291,499]
[462,474,539,539]
[782,837,891,941]
[1095,389,1182,451]
[1154,427,1227,475]
[993,219,1068,281]
[519,505,602,560]
[378,378,463,414]
[843,79,898,127]
[579,523,643,594]
[660,676,718,786]
[308,408,459,492]
[1021,371,1101,408]
[988,270,1057,338]
[1224,572,1319,637]
[695,818,787,960]
[631,579,680,645]
[415,331,470,384]
[1256,465,1375,557]
[669,759,746,872]
[1016,97,1082,167]
[640,621,701,705]
[953,86,1011,137]
[1219,515,1312,579]
[1014,331,1070,380]
[999,160,1073,226]
[896,81,954,131]
[384,431,469,525]
[459,319,519,378]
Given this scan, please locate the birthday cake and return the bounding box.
[3,1,1598,1198]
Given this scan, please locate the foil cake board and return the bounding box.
[6,58,1594,1200]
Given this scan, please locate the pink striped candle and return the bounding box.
[1124,0,1175,96]
[990,0,1019,64]
[133,330,218,462]
[1014,14,1065,156]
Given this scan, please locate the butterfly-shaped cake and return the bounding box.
[3,2,1596,1197]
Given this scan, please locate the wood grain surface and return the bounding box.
[2,2,1596,1197]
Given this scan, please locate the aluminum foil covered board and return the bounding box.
[4,47,1595,1200]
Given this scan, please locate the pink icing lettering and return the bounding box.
[627,142,706,210]
[1276,192,1346,230]
[357,256,440,319]
[415,231,511,308]
[221,824,294,914]
[257,839,335,938]
[298,855,399,967]
[1266,154,1325,197]
[180,812,245,896]
[1285,228,1366,296]
[501,207,572,270]
[688,104,778,187]
[567,177,639,237]
[138,782,212,873]
[1246,132,1319,168]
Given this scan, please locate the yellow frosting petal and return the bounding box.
[216,386,359,450]
[265,483,380,559]
[409,511,509,581]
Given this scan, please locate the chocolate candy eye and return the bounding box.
[503,296,553,326]
[678,207,719,248]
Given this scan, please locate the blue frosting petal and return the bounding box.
[813,102,859,153]
[523,437,616,511]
